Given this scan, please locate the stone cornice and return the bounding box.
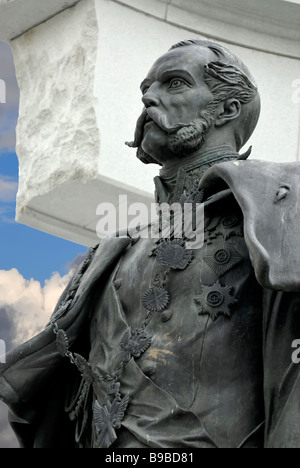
[170,0,300,43]
[116,0,300,59]
[0,0,80,41]
[0,0,299,58]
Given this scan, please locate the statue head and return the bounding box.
[127,38,261,167]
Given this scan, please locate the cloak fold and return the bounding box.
[199,159,300,291]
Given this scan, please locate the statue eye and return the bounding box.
[169,79,186,89]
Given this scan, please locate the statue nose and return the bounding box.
[142,91,159,108]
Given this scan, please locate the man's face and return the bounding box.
[139,46,215,164]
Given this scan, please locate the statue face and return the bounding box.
[140,46,215,164]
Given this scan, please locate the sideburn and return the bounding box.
[167,100,220,155]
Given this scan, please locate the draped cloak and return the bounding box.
[1,160,300,448]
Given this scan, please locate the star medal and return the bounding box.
[195,281,237,321]
[203,243,243,277]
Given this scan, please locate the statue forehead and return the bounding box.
[145,45,215,82]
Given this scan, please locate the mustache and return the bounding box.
[125,108,147,149]
[146,108,187,134]
[125,108,187,149]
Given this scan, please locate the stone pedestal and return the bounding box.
[0,0,299,245]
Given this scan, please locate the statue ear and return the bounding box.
[215,99,242,127]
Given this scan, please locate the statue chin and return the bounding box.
[141,133,174,165]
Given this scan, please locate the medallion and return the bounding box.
[156,239,193,270]
[74,353,97,385]
[56,329,69,357]
[121,328,152,362]
[93,392,129,448]
[142,286,170,312]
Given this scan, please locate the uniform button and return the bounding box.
[161,310,172,322]
[114,279,122,290]
[141,361,156,376]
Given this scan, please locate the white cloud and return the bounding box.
[0,175,17,202]
[0,267,74,346]
[0,256,84,448]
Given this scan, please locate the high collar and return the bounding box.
[154,145,239,204]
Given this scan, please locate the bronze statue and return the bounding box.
[1,38,300,448]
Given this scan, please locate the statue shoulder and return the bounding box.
[200,159,300,194]
[200,159,300,291]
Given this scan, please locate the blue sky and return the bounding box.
[0,40,88,448]
[0,163,87,283]
[0,40,87,284]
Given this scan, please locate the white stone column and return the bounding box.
[0,0,299,246]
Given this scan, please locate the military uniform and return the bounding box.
[1,147,300,448]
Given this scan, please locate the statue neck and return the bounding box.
[154,145,239,204]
